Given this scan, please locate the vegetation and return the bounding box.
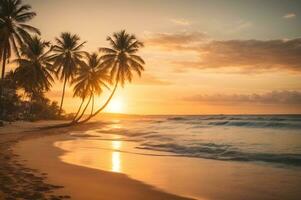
[0,70,61,121]
[14,36,54,98]
[80,30,145,123]
[0,0,40,79]
[71,52,110,123]
[51,32,86,115]
[0,0,145,124]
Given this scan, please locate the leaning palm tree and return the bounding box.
[72,52,110,123]
[0,0,40,79]
[71,86,88,122]
[81,30,145,123]
[14,36,54,102]
[51,32,86,115]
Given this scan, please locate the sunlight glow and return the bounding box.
[111,140,122,172]
[106,98,124,113]
[112,152,121,172]
[112,140,122,150]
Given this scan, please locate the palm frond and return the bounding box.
[19,23,41,35]
[99,30,145,86]
[15,12,36,22]
[99,47,117,54]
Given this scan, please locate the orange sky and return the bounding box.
[9,0,301,114]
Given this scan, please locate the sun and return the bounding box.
[106,98,123,113]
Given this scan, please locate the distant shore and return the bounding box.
[0,120,192,200]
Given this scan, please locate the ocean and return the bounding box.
[82,114,301,167]
[55,114,301,199]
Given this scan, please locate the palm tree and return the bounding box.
[0,0,40,79]
[14,36,53,102]
[81,30,145,123]
[51,32,86,115]
[72,52,110,122]
[71,84,88,122]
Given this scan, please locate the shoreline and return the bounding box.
[2,119,301,200]
[54,129,301,200]
[0,120,102,200]
[0,121,193,200]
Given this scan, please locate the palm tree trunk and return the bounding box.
[90,95,94,115]
[74,94,92,123]
[79,80,119,124]
[59,76,67,115]
[72,98,85,122]
[29,93,34,118]
[0,47,7,118]
[1,47,7,79]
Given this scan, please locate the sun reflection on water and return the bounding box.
[112,140,122,150]
[110,123,122,129]
[112,152,121,172]
[111,140,122,172]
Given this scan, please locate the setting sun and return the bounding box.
[106,98,124,113]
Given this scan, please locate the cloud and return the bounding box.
[145,31,207,51]
[188,38,301,72]
[170,18,191,26]
[145,31,301,73]
[133,73,171,85]
[184,90,301,105]
[283,13,296,19]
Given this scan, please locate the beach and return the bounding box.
[0,120,192,200]
[1,115,301,199]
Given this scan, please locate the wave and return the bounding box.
[138,142,301,166]
[206,120,301,129]
[96,128,157,137]
[166,115,301,129]
[167,117,192,121]
[87,115,301,167]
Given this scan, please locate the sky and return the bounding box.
[14,0,301,114]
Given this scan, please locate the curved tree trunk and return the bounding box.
[79,80,118,124]
[1,47,7,79]
[90,95,94,115]
[72,98,85,122]
[74,94,92,123]
[0,47,7,118]
[59,76,67,115]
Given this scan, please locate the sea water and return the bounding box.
[55,115,301,199]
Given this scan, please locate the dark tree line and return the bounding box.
[0,0,145,124]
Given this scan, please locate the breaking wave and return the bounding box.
[167,115,301,129]
[86,115,301,167]
[138,142,301,166]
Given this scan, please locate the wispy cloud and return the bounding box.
[184,90,301,105]
[183,38,301,73]
[170,18,191,26]
[145,31,301,73]
[283,13,296,19]
[145,31,207,51]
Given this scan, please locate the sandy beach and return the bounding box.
[0,121,71,200]
[0,121,192,200]
[0,117,299,200]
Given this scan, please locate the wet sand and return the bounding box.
[55,135,301,200]
[3,120,301,200]
[14,133,193,200]
[0,121,192,200]
[0,121,71,200]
